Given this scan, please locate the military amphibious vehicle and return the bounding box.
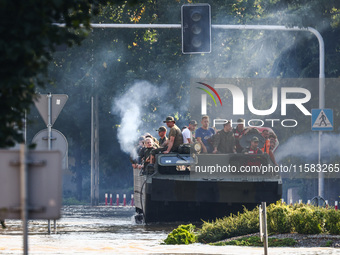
[133,128,282,223]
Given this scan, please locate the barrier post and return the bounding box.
[131,194,134,206]
[123,194,126,206]
[116,194,119,206]
[105,193,108,206]
[260,202,268,255]
[259,205,263,241]
[335,201,338,210]
[110,194,113,206]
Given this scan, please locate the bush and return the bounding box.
[174,202,340,244]
[267,202,293,233]
[291,206,326,234]
[62,197,87,205]
[214,236,263,246]
[163,224,197,245]
[325,209,340,235]
[197,207,259,243]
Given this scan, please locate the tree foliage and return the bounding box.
[0,0,139,147]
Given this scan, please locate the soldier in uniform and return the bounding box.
[212,120,236,154]
[156,126,168,147]
[150,116,183,163]
[162,116,183,153]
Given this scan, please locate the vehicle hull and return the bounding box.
[133,153,282,223]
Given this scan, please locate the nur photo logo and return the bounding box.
[191,79,318,128]
[196,82,222,114]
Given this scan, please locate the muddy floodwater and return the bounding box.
[0,205,339,254]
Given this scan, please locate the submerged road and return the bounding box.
[0,205,339,255]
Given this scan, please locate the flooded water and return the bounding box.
[0,205,339,254]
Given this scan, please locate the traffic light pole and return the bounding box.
[54,22,325,198]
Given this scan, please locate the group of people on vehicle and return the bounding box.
[131,115,278,170]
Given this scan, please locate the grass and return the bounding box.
[323,240,333,247]
[62,197,88,205]
[212,236,297,247]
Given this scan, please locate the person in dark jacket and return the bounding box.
[242,136,263,154]
[233,118,248,153]
[137,137,157,169]
[212,120,236,154]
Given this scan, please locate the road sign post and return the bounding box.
[20,144,28,255]
[34,93,68,234]
[312,109,333,131]
[0,148,62,255]
[34,94,68,127]
[0,150,62,219]
[32,128,68,170]
[259,202,268,255]
[311,108,333,202]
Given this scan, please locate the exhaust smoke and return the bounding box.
[112,80,172,159]
[276,132,340,163]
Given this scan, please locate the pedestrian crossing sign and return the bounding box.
[311,109,333,131]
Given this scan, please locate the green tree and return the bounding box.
[0,0,140,148]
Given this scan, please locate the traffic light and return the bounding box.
[181,4,211,54]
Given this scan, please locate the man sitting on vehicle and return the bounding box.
[182,120,197,144]
[233,118,248,153]
[242,136,263,155]
[195,115,215,153]
[212,120,236,154]
[269,132,277,151]
[156,126,168,147]
[268,132,278,165]
[261,129,270,154]
[150,116,183,163]
[162,116,183,153]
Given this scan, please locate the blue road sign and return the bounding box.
[311,109,333,131]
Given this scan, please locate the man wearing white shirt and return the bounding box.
[182,120,197,144]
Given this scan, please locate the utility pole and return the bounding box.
[91,95,100,206]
